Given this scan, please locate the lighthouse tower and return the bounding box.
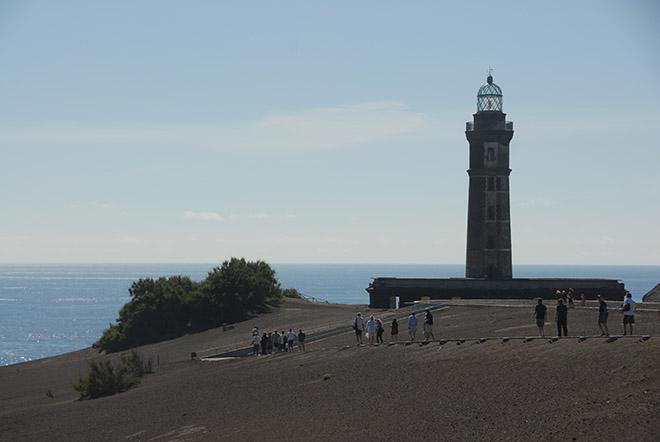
[465,74,514,279]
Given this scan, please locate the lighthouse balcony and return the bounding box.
[465,121,514,131]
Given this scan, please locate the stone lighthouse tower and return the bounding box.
[465,73,514,279]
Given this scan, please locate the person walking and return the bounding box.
[534,298,547,337]
[366,315,377,345]
[391,318,399,342]
[597,295,609,336]
[353,313,366,345]
[556,299,568,337]
[297,329,306,351]
[408,312,418,341]
[622,292,636,335]
[423,309,435,341]
[287,329,296,352]
[376,319,384,344]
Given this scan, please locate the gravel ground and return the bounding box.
[1,299,659,441]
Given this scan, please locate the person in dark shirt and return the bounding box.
[556,299,568,337]
[376,319,385,344]
[534,298,547,337]
[297,329,306,351]
[423,309,435,341]
[266,332,273,354]
[391,318,399,342]
[597,295,609,336]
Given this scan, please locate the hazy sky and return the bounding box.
[1,1,659,265]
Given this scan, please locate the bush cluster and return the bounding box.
[73,351,152,400]
[97,258,285,352]
[281,288,304,299]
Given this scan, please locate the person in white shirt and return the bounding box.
[622,292,636,335]
[353,313,366,345]
[287,329,296,351]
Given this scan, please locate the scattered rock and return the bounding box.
[322,373,332,381]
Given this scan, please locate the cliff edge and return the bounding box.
[643,283,660,302]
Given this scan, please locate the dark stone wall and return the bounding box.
[367,277,627,308]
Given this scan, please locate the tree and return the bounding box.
[97,259,284,352]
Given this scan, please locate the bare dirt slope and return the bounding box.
[2,300,660,441]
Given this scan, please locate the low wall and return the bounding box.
[366,277,626,308]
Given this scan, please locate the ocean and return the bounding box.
[0,263,658,366]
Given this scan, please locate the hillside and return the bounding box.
[1,299,659,441]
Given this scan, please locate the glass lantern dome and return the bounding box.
[477,75,503,112]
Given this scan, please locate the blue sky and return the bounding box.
[1,0,659,264]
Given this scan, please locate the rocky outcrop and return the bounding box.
[642,284,660,302]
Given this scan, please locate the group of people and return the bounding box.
[249,292,640,355]
[534,291,637,337]
[352,309,435,345]
[250,326,306,355]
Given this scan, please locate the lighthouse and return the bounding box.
[465,73,514,279]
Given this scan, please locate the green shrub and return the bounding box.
[74,351,151,400]
[282,288,304,299]
[97,258,287,352]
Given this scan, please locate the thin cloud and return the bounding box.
[183,211,224,221]
[1,102,429,153]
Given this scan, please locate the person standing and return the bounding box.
[376,319,384,344]
[597,295,609,336]
[622,292,636,335]
[391,318,399,342]
[408,312,418,341]
[266,332,274,354]
[567,289,575,309]
[354,313,366,345]
[423,309,435,341]
[272,330,280,352]
[580,292,587,307]
[556,299,568,337]
[366,315,377,345]
[281,331,288,352]
[255,333,263,356]
[297,329,306,351]
[534,298,547,337]
[287,329,296,352]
